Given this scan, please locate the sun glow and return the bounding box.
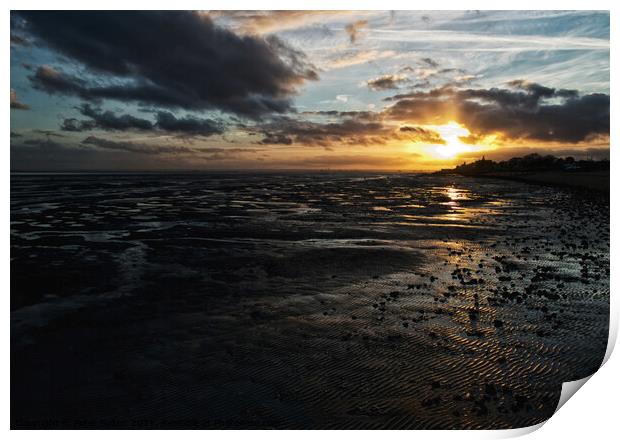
[431,121,475,159]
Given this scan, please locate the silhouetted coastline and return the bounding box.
[437,154,610,193]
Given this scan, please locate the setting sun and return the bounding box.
[431,121,474,158]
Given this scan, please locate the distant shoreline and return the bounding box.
[436,153,609,193]
[441,169,610,193]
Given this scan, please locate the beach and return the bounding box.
[11,172,609,429]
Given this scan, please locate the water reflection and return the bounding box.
[436,186,467,222]
[445,186,471,201]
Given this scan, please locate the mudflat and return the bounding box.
[11,172,609,429]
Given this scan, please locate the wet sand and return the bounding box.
[11,173,609,429]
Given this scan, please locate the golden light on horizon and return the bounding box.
[432,121,474,159]
[409,121,497,163]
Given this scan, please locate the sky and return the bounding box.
[10,10,610,171]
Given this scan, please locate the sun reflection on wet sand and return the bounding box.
[445,186,471,201]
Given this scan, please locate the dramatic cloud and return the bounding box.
[60,118,95,132]
[18,11,318,117]
[251,78,607,149]
[254,116,392,147]
[81,136,196,155]
[154,112,224,137]
[60,104,224,137]
[345,20,368,43]
[79,136,259,158]
[10,89,30,110]
[247,77,609,148]
[253,115,444,147]
[9,11,611,171]
[385,81,609,143]
[366,74,409,91]
[61,104,153,132]
[30,66,89,96]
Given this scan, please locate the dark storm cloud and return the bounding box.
[60,118,96,132]
[154,111,224,137]
[30,66,89,97]
[30,65,209,109]
[253,115,444,147]
[81,136,196,155]
[10,89,30,110]
[462,92,608,142]
[366,75,409,91]
[505,79,579,100]
[259,132,294,145]
[68,104,153,131]
[60,104,225,137]
[79,136,259,158]
[18,11,318,118]
[254,116,392,147]
[384,81,609,143]
[384,93,452,123]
